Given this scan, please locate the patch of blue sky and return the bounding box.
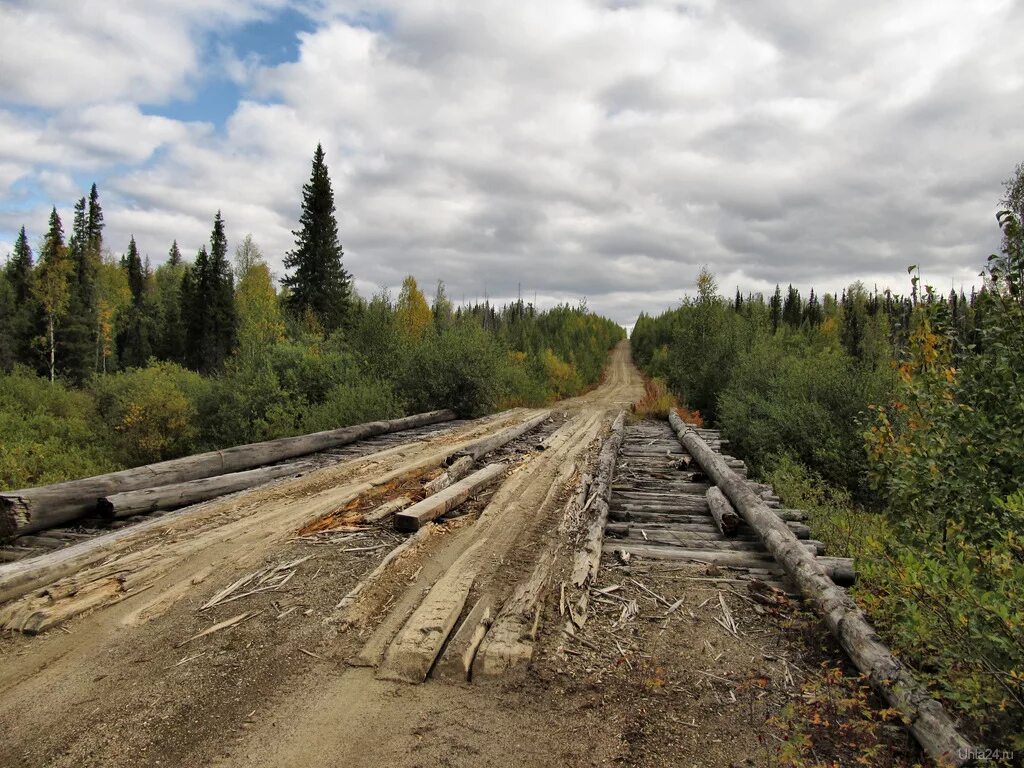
[143,5,315,128]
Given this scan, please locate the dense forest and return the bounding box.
[632,164,1024,747]
[0,145,623,491]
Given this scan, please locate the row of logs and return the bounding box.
[0,410,458,542]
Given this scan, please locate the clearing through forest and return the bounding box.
[0,343,964,767]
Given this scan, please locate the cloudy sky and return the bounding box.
[1,0,1021,325]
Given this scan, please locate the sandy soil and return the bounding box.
[0,343,926,767]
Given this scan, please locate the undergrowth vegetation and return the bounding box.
[632,167,1024,751]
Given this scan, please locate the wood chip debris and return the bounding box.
[176,611,258,647]
[714,592,739,637]
[200,556,311,611]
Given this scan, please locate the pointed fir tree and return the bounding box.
[5,226,34,303]
[769,284,782,333]
[40,207,65,264]
[5,226,38,366]
[183,213,237,373]
[87,183,104,258]
[68,197,87,272]
[155,241,187,362]
[59,196,98,382]
[283,144,352,332]
[782,284,802,328]
[117,236,152,368]
[182,246,208,371]
[207,211,237,365]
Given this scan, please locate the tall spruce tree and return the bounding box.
[154,241,187,363]
[60,196,98,381]
[769,284,782,332]
[283,144,352,331]
[87,183,104,258]
[5,226,33,302]
[68,198,87,269]
[117,236,151,367]
[183,213,237,372]
[782,284,802,328]
[5,226,37,366]
[168,239,182,266]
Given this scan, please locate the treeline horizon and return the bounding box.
[0,146,620,384]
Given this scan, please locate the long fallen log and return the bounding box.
[393,463,507,531]
[97,461,318,519]
[668,410,974,767]
[0,409,457,540]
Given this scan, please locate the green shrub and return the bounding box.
[401,320,505,417]
[90,362,206,465]
[300,377,403,432]
[717,335,894,494]
[194,358,298,447]
[0,367,120,488]
[763,453,884,561]
[497,351,551,408]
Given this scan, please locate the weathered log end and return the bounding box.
[95,497,117,519]
[706,485,740,536]
[0,496,31,543]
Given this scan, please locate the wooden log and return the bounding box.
[613,528,825,553]
[614,482,710,496]
[0,409,457,540]
[473,542,559,679]
[432,595,494,681]
[818,557,855,585]
[606,520,811,540]
[706,486,740,536]
[393,463,507,531]
[611,542,852,583]
[362,496,413,524]
[97,460,317,519]
[668,410,974,766]
[775,508,807,522]
[422,455,475,495]
[445,411,550,465]
[570,412,626,590]
[610,505,802,528]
